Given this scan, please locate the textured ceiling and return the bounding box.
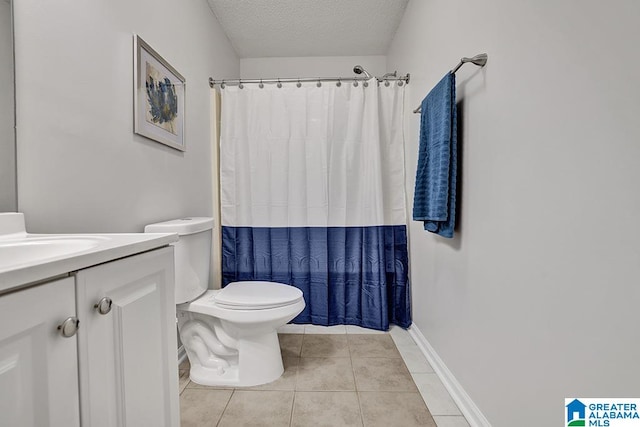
[207,0,409,58]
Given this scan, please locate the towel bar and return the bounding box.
[413,53,488,114]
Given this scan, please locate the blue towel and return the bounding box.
[412,72,457,238]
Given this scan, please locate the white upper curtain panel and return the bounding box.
[219,80,406,228]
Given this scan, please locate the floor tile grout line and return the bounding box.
[289,390,296,427]
[179,378,189,396]
[292,337,301,426]
[351,353,359,392]
[351,351,366,426]
[434,415,467,417]
[215,388,235,427]
[293,343,300,392]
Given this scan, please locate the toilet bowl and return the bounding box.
[145,218,305,387]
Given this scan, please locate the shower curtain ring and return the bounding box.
[384,80,390,87]
[238,81,244,89]
[316,80,322,87]
[398,81,404,87]
[353,80,359,87]
[277,79,282,88]
[220,80,226,89]
[336,79,341,87]
[296,79,302,88]
[363,81,369,87]
[259,79,264,89]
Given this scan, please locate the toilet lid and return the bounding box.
[213,281,303,310]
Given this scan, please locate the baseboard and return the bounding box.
[177,345,187,366]
[408,324,491,427]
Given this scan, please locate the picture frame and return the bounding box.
[133,35,186,151]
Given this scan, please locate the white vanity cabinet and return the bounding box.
[0,213,179,427]
[0,276,81,427]
[75,246,179,427]
[0,244,179,427]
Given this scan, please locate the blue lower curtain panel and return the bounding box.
[221,226,411,330]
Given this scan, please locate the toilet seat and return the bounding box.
[181,289,306,325]
[213,281,303,310]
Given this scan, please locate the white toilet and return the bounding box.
[145,217,305,387]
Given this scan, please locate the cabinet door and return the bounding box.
[0,277,80,427]
[75,247,179,427]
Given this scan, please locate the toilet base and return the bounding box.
[188,330,284,387]
[177,295,305,388]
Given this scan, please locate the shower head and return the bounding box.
[353,65,372,79]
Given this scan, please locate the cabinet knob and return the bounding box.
[57,317,80,338]
[94,297,113,315]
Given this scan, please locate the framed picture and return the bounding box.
[133,35,186,151]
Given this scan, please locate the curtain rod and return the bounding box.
[413,53,488,114]
[209,74,410,89]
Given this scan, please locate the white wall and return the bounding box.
[241,55,387,80]
[13,0,239,233]
[0,0,16,212]
[388,0,640,425]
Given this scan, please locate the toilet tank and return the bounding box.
[144,217,214,304]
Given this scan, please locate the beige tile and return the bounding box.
[296,357,356,391]
[179,358,191,371]
[301,334,349,357]
[186,380,235,390]
[218,390,294,427]
[389,325,415,347]
[179,388,232,427]
[348,334,401,358]
[178,369,190,394]
[278,324,306,334]
[359,391,436,427]
[412,373,461,416]
[352,357,417,392]
[433,415,471,427]
[346,325,388,334]
[291,391,362,427]
[245,357,298,391]
[279,333,304,358]
[304,324,347,334]
[396,344,434,373]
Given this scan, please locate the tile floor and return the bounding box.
[179,325,470,427]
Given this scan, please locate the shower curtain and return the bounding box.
[219,79,411,330]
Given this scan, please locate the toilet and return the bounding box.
[145,217,305,387]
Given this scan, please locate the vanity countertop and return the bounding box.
[0,232,178,294]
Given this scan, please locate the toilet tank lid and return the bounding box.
[144,217,214,235]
